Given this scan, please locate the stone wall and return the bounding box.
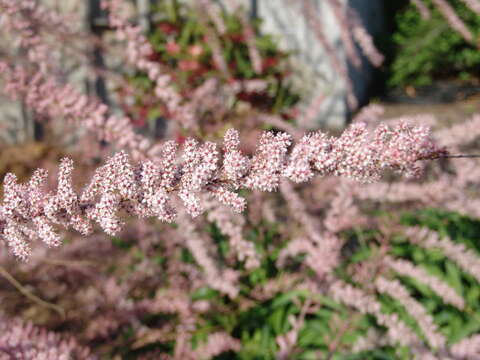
[232,0,384,129]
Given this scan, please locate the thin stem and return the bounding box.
[441,154,480,159]
[40,258,96,268]
[325,311,361,360]
[423,153,480,160]
[0,265,65,318]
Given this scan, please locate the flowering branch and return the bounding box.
[0,123,444,260]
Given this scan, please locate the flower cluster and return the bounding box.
[0,0,79,70]
[406,226,480,284]
[329,280,420,347]
[0,316,94,359]
[0,123,444,260]
[461,0,480,15]
[0,62,156,160]
[384,256,465,309]
[374,276,446,349]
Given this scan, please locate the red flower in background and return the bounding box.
[176,133,186,144]
[262,57,279,71]
[179,60,201,72]
[229,32,245,43]
[188,44,203,57]
[166,41,181,55]
[228,61,238,71]
[147,52,160,62]
[131,106,148,127]
[157,22,178,35]
[286,107,300,119]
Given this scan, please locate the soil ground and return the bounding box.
[379,81,480,127]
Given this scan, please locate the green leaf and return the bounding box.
[445,262,463,295]
[179,19,195,47]
[191,287,219,301]
[271,290,308,308]
[234,48,253,77]
[466,285,480,305]
[268,307,286,334]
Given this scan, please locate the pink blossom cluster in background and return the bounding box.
[0,316,94,359]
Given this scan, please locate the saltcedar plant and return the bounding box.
[1,0,480,359]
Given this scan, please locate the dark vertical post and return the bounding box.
[87,0,110,105]
[251,0,258,19]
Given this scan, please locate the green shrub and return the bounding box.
[388,0,480,88]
